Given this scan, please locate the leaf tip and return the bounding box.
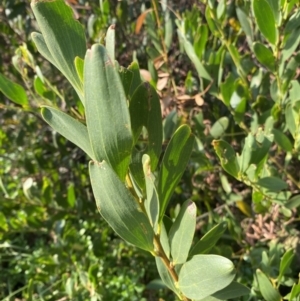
[109,24,116,30]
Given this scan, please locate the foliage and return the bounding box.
[0,0,300,300]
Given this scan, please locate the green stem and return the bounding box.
[153,234,191,301]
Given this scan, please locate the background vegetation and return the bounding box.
[0,0,300,300]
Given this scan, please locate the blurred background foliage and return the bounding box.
[0,0,300,300]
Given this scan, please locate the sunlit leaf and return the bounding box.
[84,44,133,181]
[169,200,196,265]
[143,155,159,230]
[178,255,235,300]
[253,0,277,45]
[210,117,229,138]
[31,0,86,99]
[105,24,115,62]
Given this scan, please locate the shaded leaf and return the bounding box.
[177,30,212,81]
[286,195,300,209]
[212,140,240,179]
[272,128,293,152]
[256,269,281,301]
[211,281,250,299]
[278,249,294,283]
[41,106,94,159]
[89,161,154,251]
[282,28,300,61]
[0,73,28,106]
[119,66,134,98]
[158,125,195,221]
[128,61,143,97]
[257,176,288,192]
[220,73,235,106]
[130,82,162,170]
[155,257,178,295]
[253,42,275,71]
[189,222,227,256]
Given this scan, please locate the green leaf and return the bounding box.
[284,10,300,34]
[272,128,293,152]
[282,54,300,94]
[128,61,143,97]
[129,149,145,191]
[155,257,178,295]
[205,6,219,37]
[240,130,273,174]
[253,42,275,71]
[31,0,86,99]
[177,30,212,81]
[234,97,247,123]
[67,183,76,208]
[211,281,250,299]
[253,0,278,45]
[236,7,253,42]
[89,161,154,251]
[266,0,280,25]
[194,25,208,59]
[210,117,229,138]
[0,212,8,232]
[105,24,115,62]
[84,44,133,181]
[169,200,196,265]
[278,249,294,283]
[189,222,227,256]
[143,155,159,230]
[282,28,300,62]
[119,66,134,98]
[0,73,28,106]
[163,109,179,141]
[289,284,300,301]
[160,221,171,258]
[220,73,235,106]
[212,140,240,179]
[31,33,58,68]
[178,255,235,300]
[256,269,281,301]
[257,176,288,192]
[130,82,162,170]
[41,106,94,159]
[196,297,221,301]
[34,76,46,98]
[286,195,300,209]
[74,56,84,83]
[158,125,195,222]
